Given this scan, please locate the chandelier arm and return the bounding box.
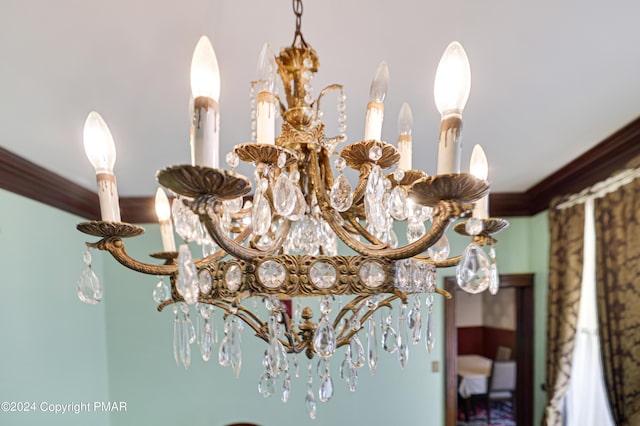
[278,309,306,351]
[335,294,400,346]
[88,238,176,276]
[314,84,343,115]
[413,254,462,268]
[194,226,251,267]
[350,163,374,205]
[344,212,386,245]
[308,149,387,251]
[200,209,291,261]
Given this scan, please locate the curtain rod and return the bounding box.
[554,164,640,210]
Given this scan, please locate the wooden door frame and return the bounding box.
[445,273,534,426]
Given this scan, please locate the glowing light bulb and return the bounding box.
[190,36,221,101]
[83,111,116,173]
[470,144,488,180]
[434,41,471,117]
[257,42,277,93]
[155,188,171,222]
[369,61,389,102]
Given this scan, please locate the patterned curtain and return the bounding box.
[594,176,640,425]
[543,203,585,425]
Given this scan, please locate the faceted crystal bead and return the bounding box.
[152,280,170,304]
[257,260,287,288]
[330,174,353,212]
[225,151,239,168]
[225,263,242,292]
[224,196,243,214]
[273,174,296,217]
[334,156,346,171]
[428,234,450,262]
[77,268,102,304]
[456,243,492,294]
[313,320,337,358]
[309,261,337,289]
[198,270,212,294]
[489,263,500,295]
[465,217,484,236]
[368,145,382,161]
[359,261,385,288]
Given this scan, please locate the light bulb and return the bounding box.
[434,41,471,117]
[155,188,171,222]
[83,111,116,173]
[257,42,277,93]
[397,102,413,135]
[369,61,389,102]
[470,144,488,180]
[190,35,221,101]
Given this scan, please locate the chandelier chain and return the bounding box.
[291,0,308,48]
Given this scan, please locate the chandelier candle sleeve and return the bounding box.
[155,188,176,252]
[83,111,121,222]
[434,41,471,175]
[397,102,413,170]
[364,61,389,141]
[256,43,277,145]
[470,144,489,219]
[190,36,221,168]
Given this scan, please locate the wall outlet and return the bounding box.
[432,361,439,372]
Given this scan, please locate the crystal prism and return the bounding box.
[200,321,212,361]
[313,320,337,358]
[305,387,317,419]
[282,373,291,403]
[456,243,491,294]
[330,174,353,212]
[319,374,334,403]
[273,174,296,217]
[367,317,378,374]
[349,335,365,368]
[77,268,102,304]
[425,309,435,353]
[258,371,275,398]
[428,234,450,262]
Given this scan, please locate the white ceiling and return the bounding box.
[2,0,640,197]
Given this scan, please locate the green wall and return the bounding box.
[0,190,111,426]
[0,189,550,425]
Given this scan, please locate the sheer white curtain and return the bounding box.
[564,198,614,426]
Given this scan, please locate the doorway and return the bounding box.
[445,273,534,426]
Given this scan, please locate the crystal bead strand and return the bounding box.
[305,360,317,419]
[250,83,257,141]
[338,88,347,142]
[489,245,500,295]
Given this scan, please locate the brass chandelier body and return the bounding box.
[77,0,507,374]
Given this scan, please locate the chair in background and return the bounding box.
[495,345,513,361]
[485,360,517,422]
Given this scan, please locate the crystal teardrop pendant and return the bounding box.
[313,320,337,358]
[152,280,170,304]
[77,268,103,304]
[282,373,291,403]
[258,371,275,398]
[428,234,450,262]
[382,316,398,353]
[330,173,353,212]
[252,194,272,236]
[305,386,317,419]
[349,335,365,368]
[273,174,296,216]
[456,243,491,294]
[319,373,334,403]
[389,186,408,220]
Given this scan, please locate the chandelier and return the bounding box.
[76,0,508,418]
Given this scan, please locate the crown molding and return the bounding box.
[2,117,639,222]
